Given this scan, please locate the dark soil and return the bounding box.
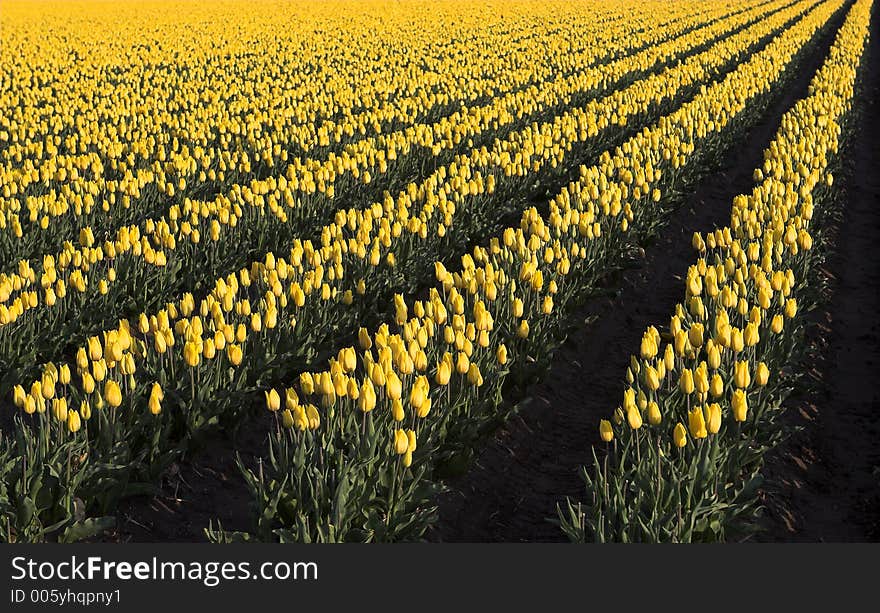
[105,422,266,542]
[430,6,853,542]
[758,1,880,542]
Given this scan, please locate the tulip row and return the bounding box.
[560,0,870,542]
[0,0,812,396]
[0,0,737,264]
[8,0,827,435]
[0,0,840,541]
[0,0,778,326]
[211,0,847,541]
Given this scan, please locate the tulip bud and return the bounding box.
[647,402,661,426]
[673,423,687,448]
[705,403,721,434]
[664,343,675,371]
[359,379,377,412]
[264,389,280,412]
[12,385,26,408]
[599,419,614,442]
[707,344,721,370]
[76,348,89,371]
[306,404,320,430]
[688,323,704,349]
[733,360,751,389]
[644,365,660,391]
[390,397,405,422]
[67,409,81,433]
[104,380,122,408]
[280,409,295,429]
[755,362,770,386]
[394,429,409,455]
[183,342,200,368]
[467,363,483,387]
[299,372,315,395]
[149,383,163,415]
[358,327,372,350]
[732,389,748,422]
[409,376,429,410]
[744,322,759,347]
[688,406,707,439]
[626,406,642,430]
[679,368,695,395]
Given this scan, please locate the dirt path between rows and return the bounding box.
[758,1,880,542]
[430,7,851,542]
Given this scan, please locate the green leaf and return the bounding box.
[61,516,116,543]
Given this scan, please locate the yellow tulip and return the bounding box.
[104,380,122,408]
[705,403,722,434]
[647,401,661,426]
[409,376,429,411]
[679,368,695,395]
[12,385,26,408]
[599,419,614,442]
[755,362,770,386]
[359,379,377,412]
[264,389,280,412]
[299,372,315,395]
[280,409,295,429]
[673,423,687,448]
[467,363,483,387]
[394,429,409,455]
[688,406,707,439]
[626,406,642,430]
[183,342,200,368]
[732,389,748,422]
[733,360,751,389]
[67,409,81,434]
[149,383,163,415]
[688,323,704,349]
[644,365,660,391]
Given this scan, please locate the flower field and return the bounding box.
[0,0,877,543]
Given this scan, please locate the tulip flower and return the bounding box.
[647,401,661,425]
[733,360,751,389]
[705,403,722,434]
[599,419,614,442]
[265,389,281,412]
[644,365,660,391]
[673,423,688,448]
[626,406,642,430]
[104,380,123,408]
[732,389,748,422]
[67,409,82,434]
[394,429,409,455]
[149,383,163,415]
[755,362,770,387]
[359,379,377,412]
[679,368,695,395]
[688,406,707,439]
